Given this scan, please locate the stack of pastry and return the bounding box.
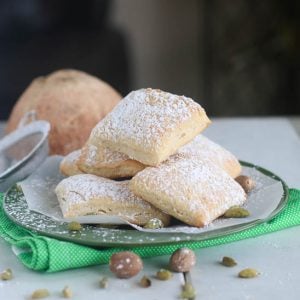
[56,88,246,227]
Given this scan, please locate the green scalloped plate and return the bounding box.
[3,161,289,248]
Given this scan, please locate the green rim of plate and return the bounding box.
[3,161,289,248]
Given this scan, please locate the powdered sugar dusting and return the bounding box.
[60,150,83,176]
[56,174,149,206]
[10,156,284,244]
[55,174,167,222]
[62,149,81,165]
[93,88,206,150]
[81,142,130,166]
[101,146,129,163]
[132,157,246,225]
[175,134,240,175]
[80,133,239,178]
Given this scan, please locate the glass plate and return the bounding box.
[3,161,289,248]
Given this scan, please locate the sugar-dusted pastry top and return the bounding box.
[94,88,205,149]
[55,174,170,226]
[80,137,130,167]
[79,132,239,179]
[59,149,84,176]
[91,88,211,165]
[175,134,241,178]
[130,157,246,227]
[78,137,145,178]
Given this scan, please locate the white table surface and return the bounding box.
[1,117,300,300]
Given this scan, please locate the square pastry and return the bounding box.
[60,149,84,176]
[60,135,240,179]
[55,174,170,226]
[77,135,145,179]
[176,134,242,178]
[92,88,211,166]
[130,157,246,227]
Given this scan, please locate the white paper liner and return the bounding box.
[19,156,284,234]
[19,156,128,225]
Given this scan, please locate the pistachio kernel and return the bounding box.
[221,256,237,267]
[140,275,151,287]
[238,268,260,278]
[31,289,50,299]
[143,218,164,229]
[223,206,250,218]
[235,175,256,193]
[62,286,73,298]
[0,268,13,280]
[67,221,82,231]
[156,269,173,281]
[180,283,196,300]
[99,276,109,288]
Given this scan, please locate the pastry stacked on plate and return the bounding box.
[55,88,246,227]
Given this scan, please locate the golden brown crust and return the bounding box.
[59,150,84,176]
[130,157,246,227]
[6,69,122,155]
[175,134,242,178]
[55,174,171,226]
[77,132,240,180]
[78,138,146,179]
[93,88,211,166]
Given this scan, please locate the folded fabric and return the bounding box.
[0,189,299,273]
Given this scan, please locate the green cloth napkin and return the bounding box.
[0,189,300,273]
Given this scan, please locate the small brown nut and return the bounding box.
[0,268,13,280]
[169,248,196,272]
[67,221,82,231]
[109,251,143,278]
[223,206,250,218]
[181,283,196,299]
[62,286,73,298]
[31,289,50,299]
[235,175,255,193]
[143,218,164,229]
[238,268,260,278]
[221,256,237,267]
[99,276,108,288]
[140,275,151,287]
[156,269,173,280]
